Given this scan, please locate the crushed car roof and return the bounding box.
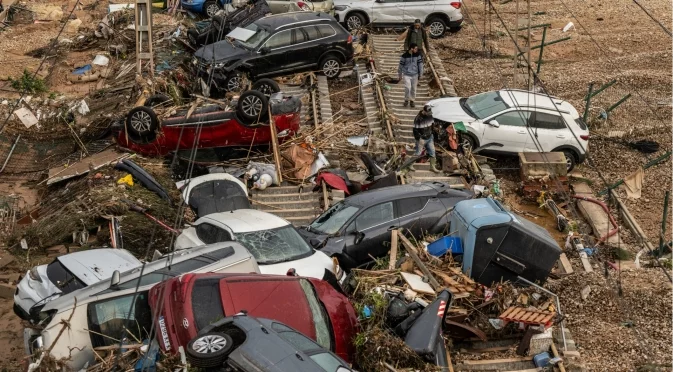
[56,248,141,285]
[201,209,290,232]
[344,182,445,207]
[256,11,336,30]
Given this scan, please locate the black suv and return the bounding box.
[193,12,353,93]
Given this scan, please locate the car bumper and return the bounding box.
[449,18,463,29]
[577,151,587,163]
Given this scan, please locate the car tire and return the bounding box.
[251,78,280,97]
[345,12,366,31]
[562,150,577,172]
[126,106,159,142]
[427,17,447,38]
[237,90,269,124]
[204,0,221,18]
[186,332,234,369]
[461,133,477,152]
[320,55,342,80]
[224,72,243,92]
[144,94,171,108]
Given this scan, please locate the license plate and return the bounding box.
[159,316,171,351]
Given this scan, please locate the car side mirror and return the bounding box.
[487,119,500,128]
[110,270,120,287]
[354,231,365,245]
[259,47,270,55]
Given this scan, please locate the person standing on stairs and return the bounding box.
[397,19,427,53]
[398,43,424,108]
[409,105,441,173]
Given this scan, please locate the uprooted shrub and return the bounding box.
[9,69,48,94]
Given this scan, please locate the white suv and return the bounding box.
[428,89,589,171]
[333,0,463,38]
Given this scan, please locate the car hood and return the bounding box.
[427,97,474,124]
[195,41,252,62]
[259,250,334,280]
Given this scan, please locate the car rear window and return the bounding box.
[192,278,225,330]
[46,260,87,295]
[299,279,332,350]
[574,117,588,130]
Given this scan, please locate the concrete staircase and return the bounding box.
[249,186,322,227]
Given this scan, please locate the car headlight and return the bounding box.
[214,62,226,69]
[29,268,42,282]
[334,5,348,11]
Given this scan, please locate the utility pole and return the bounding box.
[526,0,531,89]
[135,0,154,76]
[514,0,519,75]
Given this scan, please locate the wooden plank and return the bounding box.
[401,272,435,295]
[461,357,534,365]
[398,233,441,290]
[558,253,574,274]
[0,252,15,269]
[500,307,516,318]
[550,342,567,372]
[388,230,398,270]
[268,106,283,184]
[46,149,125,185]
[579,251,594,272]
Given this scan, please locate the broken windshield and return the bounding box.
[465,91,509,119]
[234,225,313,265]
[308,202,360,235]
[235,23,269,50]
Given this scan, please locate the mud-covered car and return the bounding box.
[114,90,300,158]
[185,314,354,371]
[187,0,273,47]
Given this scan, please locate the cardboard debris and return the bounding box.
[14,108,38,128]
[46,149,127,185]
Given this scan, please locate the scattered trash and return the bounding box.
[117,174,134,186]
[562,22,575,32]
[92,55,110,66]
[13,107,38,128]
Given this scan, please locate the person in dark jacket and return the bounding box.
[409,105,440,173]
[398,43,424,108]
[397,19,427,52]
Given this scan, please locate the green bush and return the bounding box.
[9,70,48,94]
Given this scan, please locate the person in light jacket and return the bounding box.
[398,43,424,108]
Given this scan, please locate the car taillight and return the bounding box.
[580,134,590,141]
[450,1,461,8]
[177,273,196,302]
[347,35,353,44]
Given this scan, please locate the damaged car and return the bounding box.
[185,314,353,371]
[13,248,141,322]
[298,182,472,270]
[24,243,259,371]
[175,209,340,281]
[179,173,250,217]
[193,12,353,93]
[150,272,359,363]
[114,90,300,158]
[428,89,589,171]
[187,0,273,45]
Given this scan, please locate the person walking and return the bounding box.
[397,19,427,52]
[398,43,423,108]
[409,105,440,173]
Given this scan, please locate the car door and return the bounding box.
[372,0,404,24]
[480,110,531,152]
[395,196,430,237]
[255,29,293,76]
[403,0,435,23]
[286,26,323,71]
[343,201,397,265]
[524,112,567,152]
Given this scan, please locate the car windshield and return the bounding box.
[234,225,313,265]
[46,260,87,295]
[465,91,510,119]
[308,202,360,235]
[234,23,269,49]
[299,279,332,350]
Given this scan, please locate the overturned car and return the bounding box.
[114,90,300,158]
[187,0,273,47]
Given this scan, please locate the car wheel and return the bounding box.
[126,106,158,141]
[144,94,171,108]
[461,133,476,152]
[204,0,220,18]
[186,332,234,369]
[427,17,447,38]
[224,73,243,92]
[237,90,269,124]
[251,78,280,97]
[563,150,577,172]
[320,55,342,79]
[345,12,366,30]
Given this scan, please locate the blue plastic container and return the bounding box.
[427,236,463,257]
[533,352,551,367]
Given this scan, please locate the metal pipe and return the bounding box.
[0,134,20,173]
[536,26,547,74]
[583,79,616,101]
[583,83,594,122]
[515,276,567,351]
[605,93,632,115]
[659,191,670,256]
[516,23,551,31]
